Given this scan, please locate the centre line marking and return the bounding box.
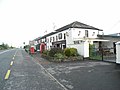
[5,70,11,80]
[12,57,14,60]
[10,61,14,66]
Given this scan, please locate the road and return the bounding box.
[1,49,120,90]
[0,49,65,90]
[33,53,120,90]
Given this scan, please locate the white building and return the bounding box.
[34,21,104,57]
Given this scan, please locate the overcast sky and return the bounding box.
[0,0,120,47]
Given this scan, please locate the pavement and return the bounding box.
[33,53,120,90]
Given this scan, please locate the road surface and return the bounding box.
[1,49,120,90]
[0,49,65,90]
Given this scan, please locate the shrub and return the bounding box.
[89,44,95,57]
[42,50,49,55]
[64,48,71,57]
[64,48,78,57]
[49,48,63,57]
[54,53,64,59]
[70,48,78,56]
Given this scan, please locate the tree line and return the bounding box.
[0,43,14,50]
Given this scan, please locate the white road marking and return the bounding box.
[32,57,68,90]
[10,61,14,66]
[0,50,13,55]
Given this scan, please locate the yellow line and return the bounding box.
[5,70,11,80]
[10,61,14,66]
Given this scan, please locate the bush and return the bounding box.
[64,48,71,57]
[70,48,78,56]
[64,48,78,57]
[54,53,64,59]
[42,50,49,55]
[49,48,63,57]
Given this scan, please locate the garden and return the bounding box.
[41,47,83,62]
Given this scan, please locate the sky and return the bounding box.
[0,0,120,47]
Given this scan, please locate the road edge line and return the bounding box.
[32,57,68,90]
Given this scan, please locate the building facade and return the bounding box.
[33,21,104,57]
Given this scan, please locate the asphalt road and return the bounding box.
[1,49,120,90]
[0,49,64,90]
[33,53,120,90]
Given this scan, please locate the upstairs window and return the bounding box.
[92,32,95,36]
[53,37,55,42]
[50,37,52,42]
[58,33,62,39]
[85,30,88,37]
[47,38,49,43]
[78,31,81,36]
[56,35,58,41]
[64,33,66,39]
[40,39,42,43]
[45,37,47,42]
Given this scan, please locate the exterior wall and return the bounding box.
[67,43,84,56]
[116,42,120,64]
[67,41,89,57]
[66,28,100,57]
[66,28,73,46]
[35,27,102,58]
[46,36,52,50]
[46,30,68,50]
[84,41,89,57]
[71,28,102,39]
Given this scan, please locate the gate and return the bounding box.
[89,45,116,62]
[102,47,116,62]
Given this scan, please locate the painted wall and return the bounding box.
[67,40,89,57]
[67,42,84,56]
[116,42,120,64]
[71,28,102,39]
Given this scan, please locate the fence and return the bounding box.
[89,47,116,62]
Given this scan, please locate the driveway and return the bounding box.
[33,53,120,90]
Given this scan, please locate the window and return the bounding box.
[50,37,52,42]
[58,33,62,39]
[74,41,80,44]
[78,31,81,36]
[56,35,58,41]
[64,33,66,39]
[53,37,55,42]
[85,30,88,37]
[40,39,42,43]
[92,32,95,36]
[45,37,47,42]
[47,38,49,43]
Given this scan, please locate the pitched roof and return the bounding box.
[40,31,57,39]
[34,21,103,41]
[55,21,102,32]
[109,33,120,36]
[98,34,120,38]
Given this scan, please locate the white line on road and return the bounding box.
[10,61,14,66]
[0,50,13,55]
